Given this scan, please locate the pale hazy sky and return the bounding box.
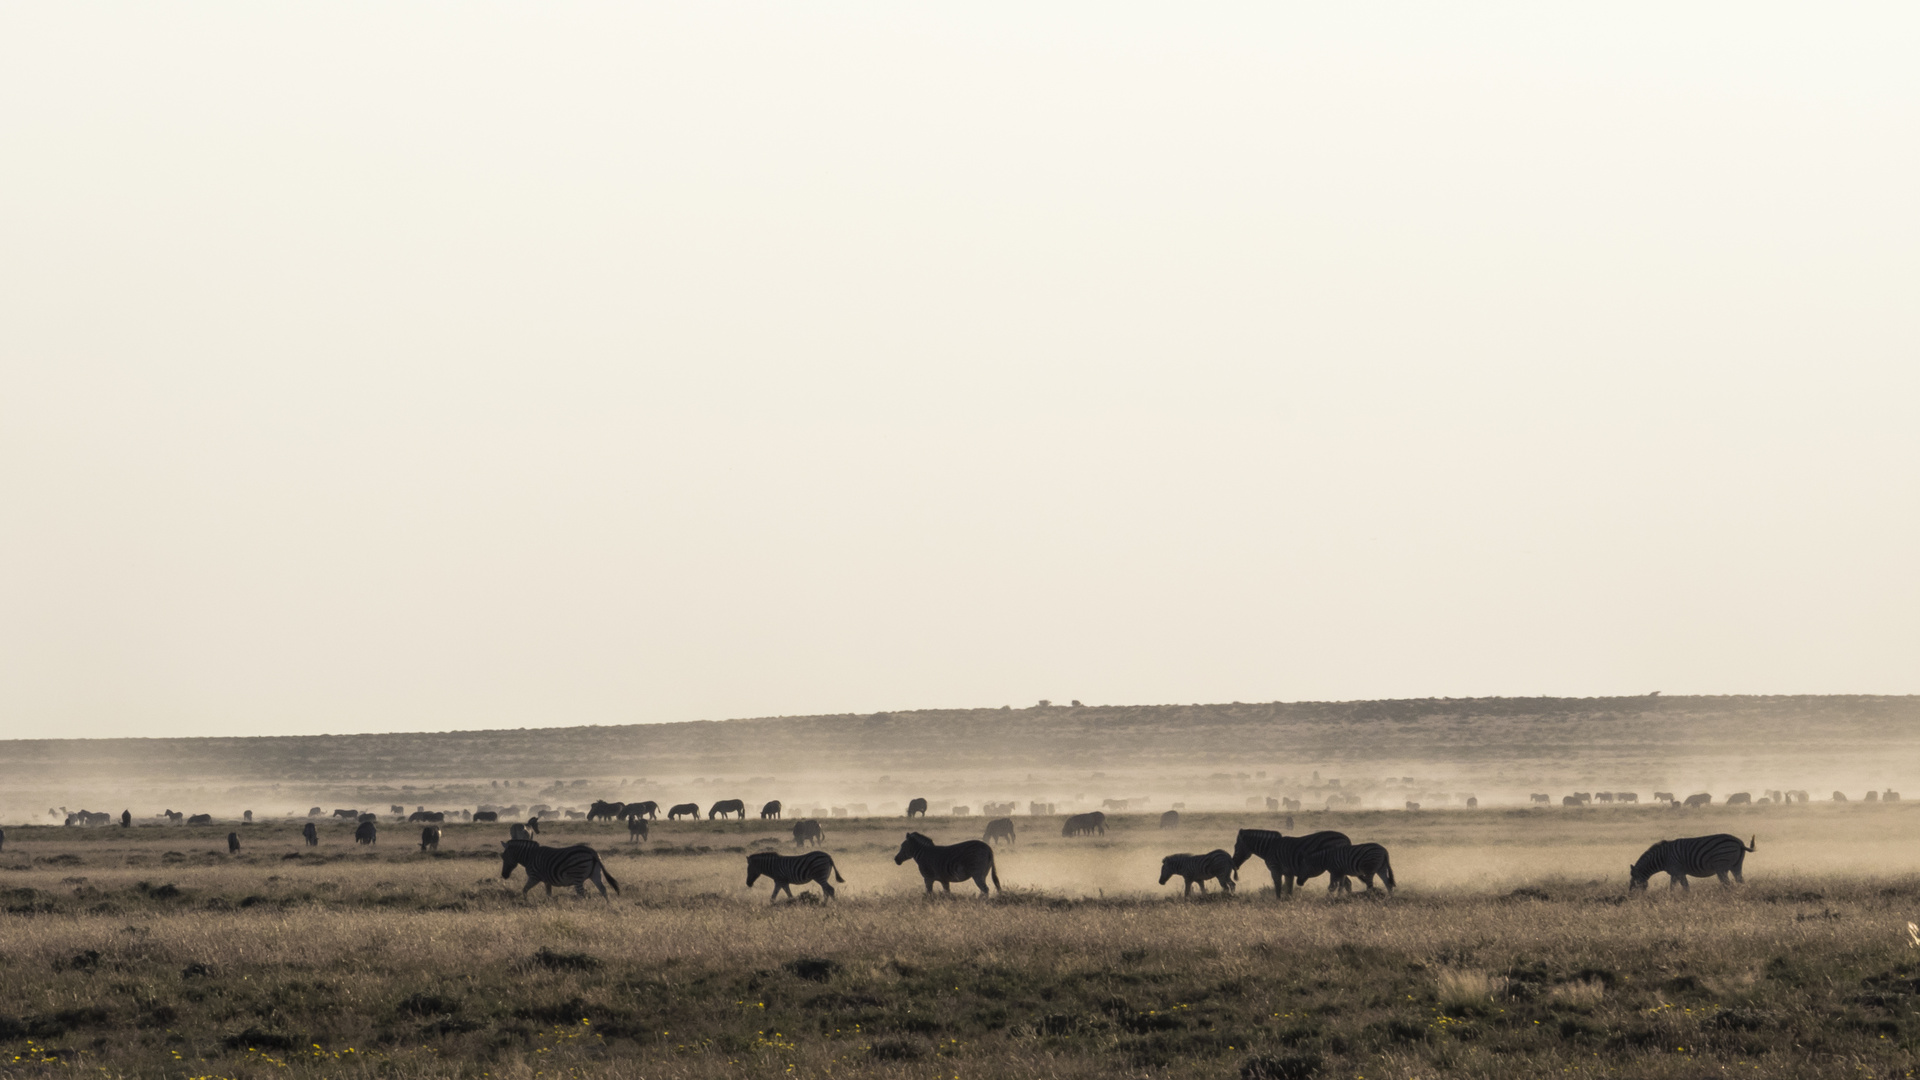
[3,4,1916,739]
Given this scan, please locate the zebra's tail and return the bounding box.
[600,861,621,895]
[1380,856,1396,891]
[990,863,1002,893]
[834,866,845,883]
[1744,835,1757,852]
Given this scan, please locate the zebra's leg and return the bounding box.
[523,879,539,898]
[1218,874,1234,893]
[923,876,935,895]
[942,880,952,894]
[1732,865,1744,884]
[972,873,990,897]
[819,875,835,900]
[1672,874,1687,890]
[1717,870,1731,887]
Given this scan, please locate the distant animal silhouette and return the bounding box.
[1684,794,1712,808]
[1653,792,1675,803]
[500,839,618,900]
[1629,834,1755,890]
[708,799,746,820]
[420,826,441,851]
[409,810,445,823]
[1230,829,1350,897]
[792,819,825,848]
[760,800,782,820]
[894,832,999,896]
[627,817,649,842]
[586,801,625,822]
[355,821,377,845]
[746,851,843,902]
[302,822,318,846]
[227,832,240,854]
[1529,794,1549,804]
[1725,792,1751,805]
[983,818,1016,845]
[1160,810,1180,829]
[473,811,499,823]
[668,803,700,820]
[628,801,659,820]
[332,809,358,819]
[906,798,928,818]
[1833,791,1849,803]
[186,814,212,826]
[1061,811,1106,837]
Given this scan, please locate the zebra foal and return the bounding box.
[745,850,844,902]
[1159,850,1235,896]
[1628,834,1755,891]
[500,839,620,900]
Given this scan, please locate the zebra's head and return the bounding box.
[500,839,534,879]
[1158,856,1181,886]
[894,833,931,865]
[745,851,773,887]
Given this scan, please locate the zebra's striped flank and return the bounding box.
[1159,850,1235,896]
[500,839,620,900]
[1303,842,1396,896]
[893,832,1000,896]
[1230,830,1351,897]
[745,850,844,902]
[1629,834,1755,891]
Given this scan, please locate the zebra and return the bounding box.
[0,827,5,852]
[1303,842,1396,896]
[1617,793,1639,804]
[1061,811,1106,837]
[745,850,844,902]
[302,822,318,847]
[510,823,530,840]
[1159,850,1235,896]
[227,832,240,854]
[1404,802,1421,811]
[332,809,358,819]
[1832,791,1848,803]
[1529,794,1550,804]
[893,832,1000,896]
[1628,834,1756,890]
[1684,793,1711,808]
[586,800,625,822]
[187,813,213,825]
[355,821,377,845]
[1229,829,1351,897]
[358,813,378,824]
[628,801,660,820]
[983,818,1016,845]
[1654,792,1675,803]
[668,803,700,820]
[627,817,649,842]
[760,800,782,820]
[708,799,746,820]
[1561,796,1581,808]
[420,826,441,851]
[409,810,445,823]
[792,819,825,848]
[906,798,928,818]
[121,810,131,828]
[525,816,541,834]
[499,839,620,900]
[308,807,323,817]
[390,804,405,816]
[1465,797,1478,808]
[473,811,499,823]
[1726,792,1752,805]
[1160,810,1180,829]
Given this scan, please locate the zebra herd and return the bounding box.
[1528,790,1893,807]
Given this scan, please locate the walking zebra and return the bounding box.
[1159,850,1235,896]
[227,832,240,854]
[355,821,377,845]
[893,832,1000,896]
[586,800,625,822]
[745,850,844,902]
[1628,834,1756,891]
[1302,842,1396,896]
[628,818,649,842]
[500,839,620,899]
[792,819,825,848]
[1061,811,1106,837]
[906,798,928,818]
[473,811,499,823]
[760,800,782,820]
[420,826,441,851]
[983,818,1016,845]
[1684,793,1712,808]
[628,801,660,820]
[709,799,746,820]
[668,803,700,820]
[1229,829,1351,897]
[302,822,318,846]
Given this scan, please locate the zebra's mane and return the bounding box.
[903,831,933,846]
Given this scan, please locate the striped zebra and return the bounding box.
[1159,850,1235,896]
[1628,834,1755,891]
[893,832,1000,896]
[1302,842,1396,896]
[628,801,660,820]
[745,850,844,902]
[627,817,649,842]
[1229,829,1351,897]
[1061,811,1106,837]
[792,819,825,848]
[668,803,700,820]
[760,800,782,820]
[499,839,621,900]
[709,799,746,820]
[983,818,1016,845]
[301,822,318,847]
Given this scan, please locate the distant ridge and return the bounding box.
[6,695,1917,782]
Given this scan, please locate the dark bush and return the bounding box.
[532,947,600,971]
[1242,1052,1322,1080]
[785,957,837,983]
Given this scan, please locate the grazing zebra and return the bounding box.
[1726,792,1752,805]
[792,819,825,848]
[1160,810,1180,829]
[628,801,659,820]
[390,804,405,816]
[473,811,499,823]
[420,826,441,851]
[121,810,131,828]
[983,818,1016,846]
[1654,792,1675,803]
[893,832,1000,896]
[1102,799,1130,812]
[760,800,782,820]
[308,807,323,817]
[227,832,240,854]
[668,803,700,820]
[358,813,378,824]
[708,799,746,820]
[355,821,377,845]
[409,810,445,823]
[1159,850,1235,896]
[302,822,318,847]
[1595,792,1615,803]
[745,850,844,902]
[1304,842,1396,896]
[1229,830,1351,897]
[628,817,649,842]
[586,800,625,822]
[499,839,620,900]
[1061,811,1106,837]
[906,798,928,818]
[1561,796,1581,808]
[1866,791,1881,803]
[1628,834,1756,890]
[187,813,212,825]
[1832,791,1848,803]
[1684,793,1712,808]
[332,809,358,819]
[1617,793,1639,804]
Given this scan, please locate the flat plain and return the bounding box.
[6,801,1920,1079]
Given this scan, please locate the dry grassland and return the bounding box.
[5,805,1920,1079]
